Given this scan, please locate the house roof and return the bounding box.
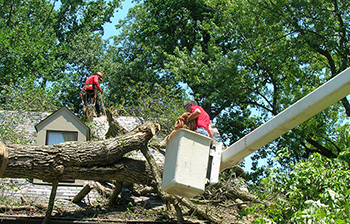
[0,107,145,144]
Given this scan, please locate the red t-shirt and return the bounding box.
[84,75,102,91]
[191,105,210,133]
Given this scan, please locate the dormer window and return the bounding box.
[34,107,90,186]
[46,130,78,145]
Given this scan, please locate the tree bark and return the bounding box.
[105,109,126,138]
[72,183,94,203]
[0,121,161,183]
[108,181,123,207]
[42,181,58,224]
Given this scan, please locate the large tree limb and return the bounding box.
[0,121,160,183]
[63,158,156,185]
[306,137,336,158]
[341,97,350,117]
[42,181,58,224]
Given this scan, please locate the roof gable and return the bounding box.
[35,106,90,135]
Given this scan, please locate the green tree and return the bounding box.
[108,0,350,180]
[0,0,60,87]
[0,77,62,144]
[241,0,350,175]
[0,0,121,111]
[248,127,350,223]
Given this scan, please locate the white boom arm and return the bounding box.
[220,67,350,172]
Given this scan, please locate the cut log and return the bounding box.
[72,184,94,203]
[108,181,123,207]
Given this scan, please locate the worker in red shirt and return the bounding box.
[185,100,213,138]
[81,72,103,116]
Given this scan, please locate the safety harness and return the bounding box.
[79,85,97,107]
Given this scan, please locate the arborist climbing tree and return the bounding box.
[80,72,103,117]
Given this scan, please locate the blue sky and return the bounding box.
[102,0,135,40]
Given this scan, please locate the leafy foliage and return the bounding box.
[112,0,350,177]
[1,78,61,112]
[108,83,188,139]
[246,126,350,223]
[0,0,121,112]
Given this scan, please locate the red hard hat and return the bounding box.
[95,72,103,79]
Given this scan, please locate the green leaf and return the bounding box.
[345,189,350,195]
[316,209,326,219]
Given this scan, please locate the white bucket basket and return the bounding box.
[161,128,212,198]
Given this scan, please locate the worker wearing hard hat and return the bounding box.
[81,72,103,117]
[185,100,213,138]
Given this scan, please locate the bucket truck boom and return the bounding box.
[220,67,350,172]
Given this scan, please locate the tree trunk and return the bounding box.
[0,121,160,184]
[0,119,261,223]
[105,109,126,138]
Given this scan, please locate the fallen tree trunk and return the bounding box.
[59,158,156,185]
[0,117,267,224]
[0,121,160,183]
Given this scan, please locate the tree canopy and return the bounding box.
[0,0,121,111]
[105,0,350,179]
[1,0,350,175]
[1,0,350,223]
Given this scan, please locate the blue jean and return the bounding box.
[196,127,209,137]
